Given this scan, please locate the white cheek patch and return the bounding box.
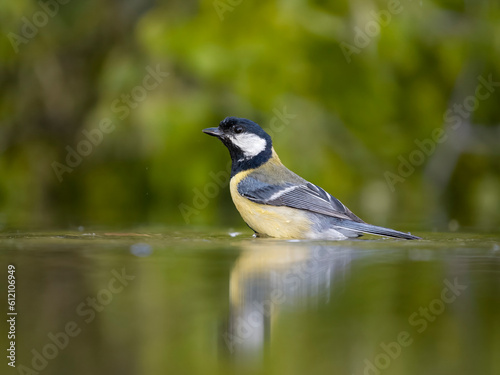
[230,133,267,159]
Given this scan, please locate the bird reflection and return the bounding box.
[221,240,354,360]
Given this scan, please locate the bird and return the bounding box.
[203,117,420,240]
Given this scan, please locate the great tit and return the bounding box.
[203,117,420,240]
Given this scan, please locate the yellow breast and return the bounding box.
[229,168,312,239]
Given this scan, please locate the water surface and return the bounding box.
[1,230,499,375]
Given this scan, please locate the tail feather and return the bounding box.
[335,219,420,240]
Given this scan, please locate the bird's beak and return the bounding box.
[202,127,223,138]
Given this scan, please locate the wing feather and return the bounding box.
[238,177,364,222]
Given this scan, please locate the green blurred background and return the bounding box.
[1,0,499,232]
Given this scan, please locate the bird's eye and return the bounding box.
[234,126,244,134]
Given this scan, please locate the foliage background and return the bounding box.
[1,0,499,232]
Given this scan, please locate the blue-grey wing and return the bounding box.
[237,177,364,222]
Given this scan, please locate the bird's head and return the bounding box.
[203,117,273,175]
